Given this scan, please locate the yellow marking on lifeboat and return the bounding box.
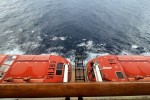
[102,66,112,70]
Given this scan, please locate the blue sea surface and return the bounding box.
[0,0,150,60]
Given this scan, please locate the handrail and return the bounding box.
[63,64,68,82]
[1,82,150,98]
[93,64,102,82]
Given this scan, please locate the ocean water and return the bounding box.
[0,0,150,62]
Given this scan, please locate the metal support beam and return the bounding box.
[0,82,150,98]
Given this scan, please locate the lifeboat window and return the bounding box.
[3,55,16,65]
[0,65,9,72]
[0,72,4,79]
[57,63,63,69]
[56,63,63,75]
[56,70,62,75]
[116,72,124,79]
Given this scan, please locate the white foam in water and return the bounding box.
[119,50,150,56]
[141,52,150,56]
[65,51,109,66]
[66,57,74,66]
[84,52,109,65]
[66,53,75,66]
[4,30,13,34]
[52,37,66,41]
[19,29,24,32]
[77,40,94,49]
[3,47,25,55]
[131,45,138,49]
[49,52,59,55]
[77,42,86,46]
[86,40,93,49]
[120,50,132,55]
[52,37,58,40]
[60,37,66,40]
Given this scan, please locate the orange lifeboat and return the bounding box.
[86,55,150,82]
[0,54,72,83]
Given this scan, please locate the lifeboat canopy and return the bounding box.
[86,55,150,82]
[0,54,72,83]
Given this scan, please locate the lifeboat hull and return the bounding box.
[0,54,72,83]
[86,55,150,82]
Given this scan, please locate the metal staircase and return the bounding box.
[75,49,85,82]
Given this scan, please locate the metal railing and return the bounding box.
[1,82,150,98]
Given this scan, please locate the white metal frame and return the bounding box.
[93,64,103,82]
[63,64,69,82]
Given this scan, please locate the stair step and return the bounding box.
[75,50,85,82]
[75,78,85,80]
